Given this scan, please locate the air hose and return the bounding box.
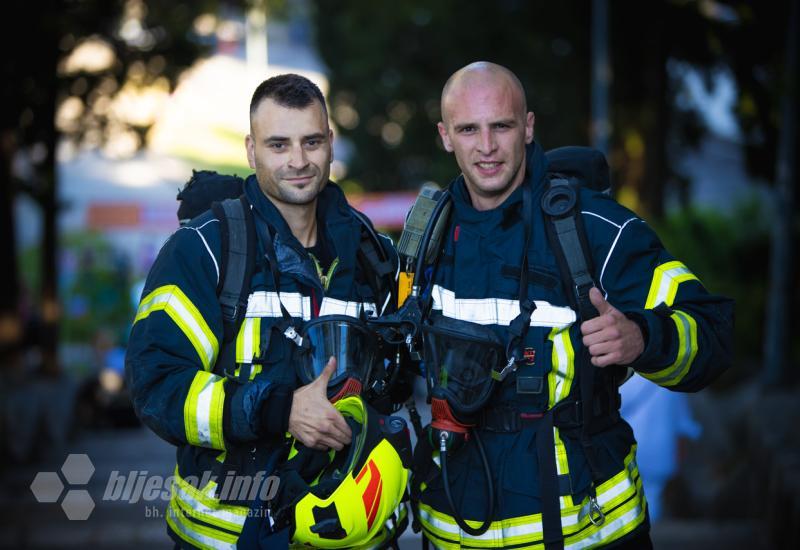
[439,429,495,536]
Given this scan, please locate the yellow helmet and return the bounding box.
[273,395,412,548]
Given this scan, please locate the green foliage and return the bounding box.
[59,232,136,345]
[653,201,772,367]
[311,0,591,191]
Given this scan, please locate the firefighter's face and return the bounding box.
[438,75,534,211]
[246,98,333,208]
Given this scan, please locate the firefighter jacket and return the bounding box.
[125,176,399,549]
[413,142,734,548]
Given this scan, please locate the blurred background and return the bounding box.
[0,0,797,548]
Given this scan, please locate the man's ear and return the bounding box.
[437,122,453,152]
[329,129,334,163]
[245,134,256,169]
[525,112,535,144]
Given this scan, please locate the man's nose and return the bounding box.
[288,145,308,170]
[477,128,497,155]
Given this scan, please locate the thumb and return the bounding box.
[316,356,338,387]
[589,287,615,315]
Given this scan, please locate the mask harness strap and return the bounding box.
[258,221,308,354]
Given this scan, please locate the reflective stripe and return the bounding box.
[645,261,699,309]
[235,317,261,364]
[167,498,238,550]
[431,285,576,327]
[246,291,312,320]
[554,429,573,509]
[135,285,219,371]
[184,372,226,450]
[420,447,645,548]
[640,310,698,387]
[171,469,247,532]
[548,326,576,408]
[319,297,378,318]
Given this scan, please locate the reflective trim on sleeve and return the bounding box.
[319,297,379,318]
[645,261,700,309]
[431,285,576,328]
[235,317,261,364]
[640,309,698,387]
[548,326,576,408]
[170,468,248,534]
[167,498,238,550]
[245,291,312,320]
[135,285,219,371]
[184,372,226,450]
[419,446,646,549]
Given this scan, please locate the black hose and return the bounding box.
[440,429,495,536]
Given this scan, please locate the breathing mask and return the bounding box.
[295,315,382,402]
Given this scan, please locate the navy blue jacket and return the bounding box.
[126,176,398,549]
[415,142,733,548]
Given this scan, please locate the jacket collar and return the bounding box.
[243,176,359,295]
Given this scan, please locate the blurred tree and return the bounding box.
[311,0,591,190]
[1,0,219,373]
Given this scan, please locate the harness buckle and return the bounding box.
[493,357,518,382]
[283,325,303,347]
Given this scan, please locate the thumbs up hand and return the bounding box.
[580,288,644,367]
[288,357,352,450]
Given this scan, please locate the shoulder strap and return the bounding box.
[211,195,257,344]
[540,176,598,321]
[349,207,397,313]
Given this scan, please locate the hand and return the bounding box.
[580,288,644,367]
[288,357,352,451]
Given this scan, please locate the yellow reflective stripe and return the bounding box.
[184,372,226,450]
[554,428,573,509]
[167,498,238,549]
[644,261,699,309]
[640,310,698,387]
[135,285,219,371]
[235,317,262,364]
[233,364,263,381]
[420,447,645,548]
[548,326,576,408]
[171,471,247,533]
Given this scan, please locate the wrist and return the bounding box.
[259,385,294,436]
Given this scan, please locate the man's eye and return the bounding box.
[459,126,476,134]
[269,143,285,150]
[305,140,319,147]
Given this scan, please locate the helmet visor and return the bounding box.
[298,315,379,388]
[422,315,504,415]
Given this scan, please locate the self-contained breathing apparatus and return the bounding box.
[387,147,626,545]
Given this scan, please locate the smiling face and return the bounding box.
[246,97,333,210]
[438,67,534,211]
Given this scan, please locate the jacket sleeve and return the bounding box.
[595,216,734,392]
[125,224,290,451]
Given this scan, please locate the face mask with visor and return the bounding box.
[294,315,383,402]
